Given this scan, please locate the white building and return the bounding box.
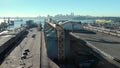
[59,21,84,31]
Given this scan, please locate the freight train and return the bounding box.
[0,27,28,64]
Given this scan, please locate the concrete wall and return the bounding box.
[45,30,58,59]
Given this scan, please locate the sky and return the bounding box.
[0,0,120,17]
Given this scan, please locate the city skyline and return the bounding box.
[0,0,120,17]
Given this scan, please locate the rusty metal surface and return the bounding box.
[45,20,65,61]
[56,24,65,60]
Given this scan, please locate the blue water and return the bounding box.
[8,18,45,30]
[8,18,93,30]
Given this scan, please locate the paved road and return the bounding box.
[0,28,59,68]
[0,28,41,68]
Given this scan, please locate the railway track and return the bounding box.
[0,31,28,65]
[0,28,40,68]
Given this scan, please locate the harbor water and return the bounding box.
[0,17,94,30]
[6,18,45,30]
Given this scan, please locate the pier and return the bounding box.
[0,19,120,68]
